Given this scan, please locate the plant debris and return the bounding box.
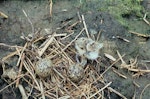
[0,1,149,98]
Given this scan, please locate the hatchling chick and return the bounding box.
[84,41,103,60]
[75,37,103,60]
[75,37,88,56]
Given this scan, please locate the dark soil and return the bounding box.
[0,0,150,99]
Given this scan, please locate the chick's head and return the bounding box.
[75,37,103,60]
[85,40,103,60]
[75,37,87,56]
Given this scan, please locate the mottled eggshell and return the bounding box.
[68,64,84,83]
[35,58,53,78]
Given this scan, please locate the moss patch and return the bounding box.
[102,0,145,28]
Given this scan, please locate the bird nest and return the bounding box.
[1,13,149,99]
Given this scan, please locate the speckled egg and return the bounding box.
[35,58,53,77]
[68,63,84,82]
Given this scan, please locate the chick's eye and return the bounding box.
[80,47,84,50]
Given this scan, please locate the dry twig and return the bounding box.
[81,15,90,38]
[18,84,28,99]
[89,82,112,99]
[112,68,127,79]
[143,13,150,26]
[0,11,8,18]
[22,9,34,33]
[108,87,127,99]
[140,83,150,99]
[49,0,53,17]
[129,31,150,38]
[37,33,55,57]
[63,28,84,51]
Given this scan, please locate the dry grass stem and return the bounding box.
[53,68,65,79]
[22,9,34,33]
[117,51,150,74]
[117,50,126,64]
[0,43,24,49]
[39,80,46,99]
[16,53,25,87]
[58,95,70,99]
[89,82,112,99]
[133,81,140,88]
[140,83,150,99]
[67,21,80,30]
[38,33,55,57]
[96,30,102,42]
[143,13,150,26]
[0,11,8,18]
[129,31,150,38]
[63,28,84,51]
[0,79,17,93]
[108,87,127,99]
[18,84,28,99]
[112,68,127,79]
[116,36,130,43]
[16,43,27,66]
[104,53,116,61]
[77,12,82,22]
[53,38,74,64]
[101,54,125,76]
[49,0,53,17]
[2,49,21,61]
[127,68,150,73]
[60,32,74,40]
[23,61,40,90]
[81,15,90,38]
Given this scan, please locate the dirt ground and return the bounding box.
[0,0,150,99]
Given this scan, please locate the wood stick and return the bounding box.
[38,33,55,57]
[22,9,34,33]
[143,13,150,26]
[101,54,125,76]
[89,82,112,99]
[112,68,127,79]
[108,87,127,99]
[0,11,8,18]
[23,61,41,90]
[60,32,74,40]
[129,31,150,37]
[81,15,90,38]
[140,83,150,99]
[40,80,45,99]
[16,43,27,66]
[18,84,28,99]
[49,0,53,17]
[16,53,25,87]
[63,28,84,51]
[2,49,21,61]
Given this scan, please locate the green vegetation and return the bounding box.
[106,0,145,27]
[79,0,145,28]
